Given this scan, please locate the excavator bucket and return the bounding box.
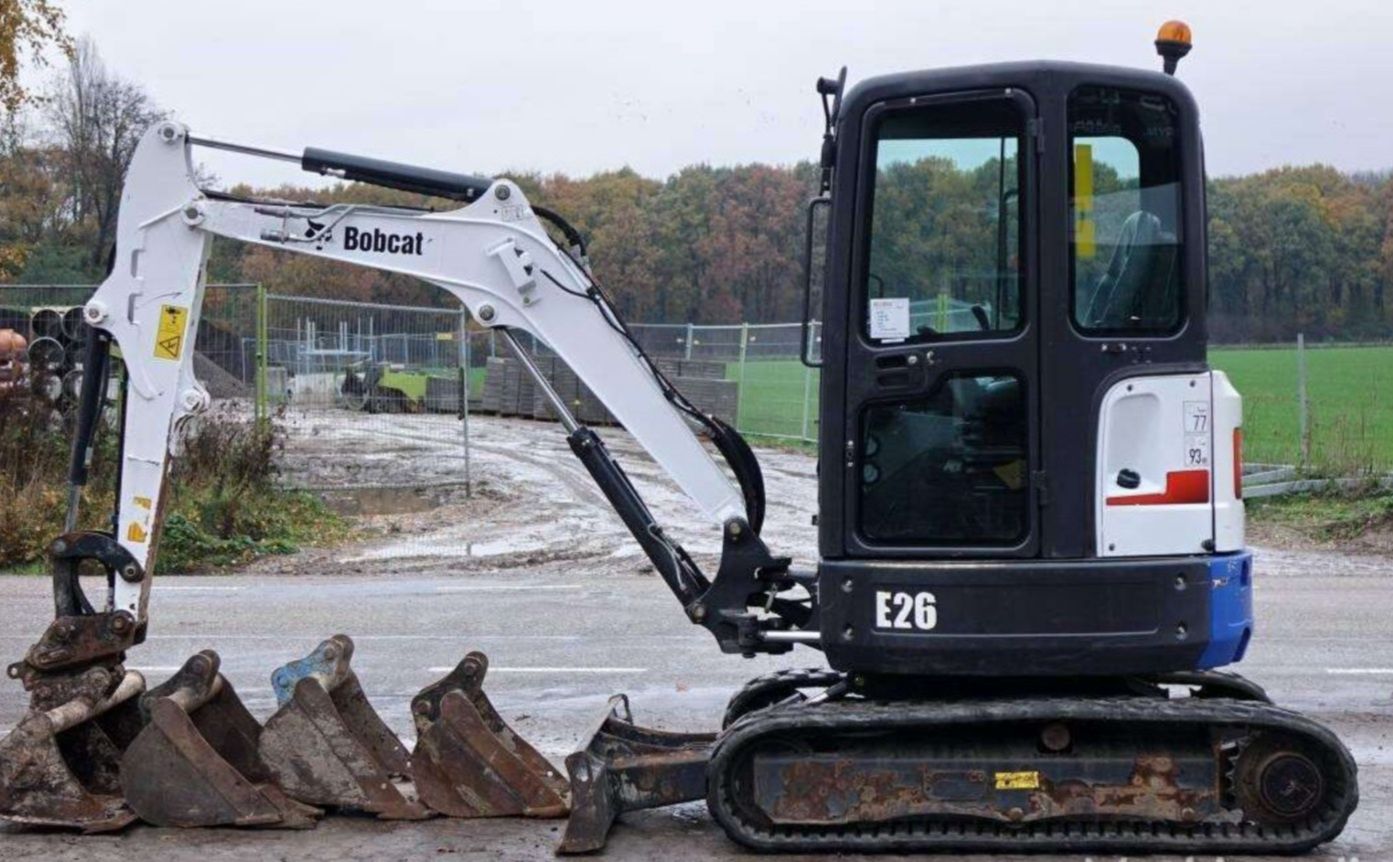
[409,651,569,818]
[258,634,429,819]
[119,650,320,828]
[0,666,144,832]
[558,694,716,854]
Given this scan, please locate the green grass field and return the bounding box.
[718,345,1393,472]
[1212,345,1393,473]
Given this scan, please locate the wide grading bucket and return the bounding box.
[120,650,320,828]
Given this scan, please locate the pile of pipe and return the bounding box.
[25,306,88,407]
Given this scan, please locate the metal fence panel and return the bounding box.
[262,294,473,495]
[1,282,264,414]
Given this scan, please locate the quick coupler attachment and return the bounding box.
[558,694,716,854]
[120,650,320,828]
[409,651,568,818]
[259,634,429,819]
[0,666,144,832]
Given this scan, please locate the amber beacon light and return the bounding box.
[1155,20,1193,75]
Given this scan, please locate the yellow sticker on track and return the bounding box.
[154,304,189,361]
[994,770,1040,790]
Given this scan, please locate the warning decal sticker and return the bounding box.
[154,305,189,361]
[994,770,1040,790]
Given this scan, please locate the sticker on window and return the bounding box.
[869,297,910,341]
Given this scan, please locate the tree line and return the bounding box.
[2,41,1392,343]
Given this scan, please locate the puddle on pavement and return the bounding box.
[317,485,454,516]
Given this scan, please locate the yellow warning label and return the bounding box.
[126,522,149,544]
[134,496,152,510]
[992,459,1025,491]
[154,304,189,361]
[994,771,1040,790]
[1074,143,1095,260]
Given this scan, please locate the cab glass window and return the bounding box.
[863,98,1025,343]
[859,373,1029,545]
[1069,87,1184,333]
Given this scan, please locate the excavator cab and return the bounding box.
[699,36,1354,853]
[812,61,1241,678]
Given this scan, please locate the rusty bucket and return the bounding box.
[558,694,716,854]
[0,666,144,832]
[259,635,428,819]
[120,650,320,828]
[409,651,568,818]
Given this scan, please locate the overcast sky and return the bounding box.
[57,0,1393,189]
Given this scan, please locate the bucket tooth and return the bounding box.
[409,651,568,818]
[119,650,321,828]
[0,667,143,832]
[259,635,428,819]
[558,694,716,854]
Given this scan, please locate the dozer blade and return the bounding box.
[558,694,716,854]
[259,634,429,819]
[0,666,144,832]
[409,651,568,818]
[120,650,321,828]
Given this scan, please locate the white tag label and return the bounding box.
[1184,435,1211,467]
[1183,401,1210,433]
[1183,400,1211,466]
[869,297,910,341]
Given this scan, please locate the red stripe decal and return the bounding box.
[1107,469,1211,506]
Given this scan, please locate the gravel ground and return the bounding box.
[0,412,1389,861]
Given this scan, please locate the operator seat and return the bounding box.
[1083,209,1176,329]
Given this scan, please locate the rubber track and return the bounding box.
[708,696,1358,854]
[721,668,846,729]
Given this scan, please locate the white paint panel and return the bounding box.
[1212,370,1245,551]
[1096,373,1214,557]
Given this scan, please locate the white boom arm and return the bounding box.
[89,122,747,621]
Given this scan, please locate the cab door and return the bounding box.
[838,88,1039,559]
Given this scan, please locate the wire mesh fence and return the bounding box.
[7,281,1388,516]
[627,321,822,442]
[0,283,264,421]
[261,294,474,492]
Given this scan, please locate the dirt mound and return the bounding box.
[194,352,250,398]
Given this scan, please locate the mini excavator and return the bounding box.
[0,21,1357,855]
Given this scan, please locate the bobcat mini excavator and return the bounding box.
[0,22,1358,855]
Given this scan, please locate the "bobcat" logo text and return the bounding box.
[342,226,425,255]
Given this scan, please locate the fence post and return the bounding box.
[255,282,267,426]
[459,307,472,498]
[1297,332,1310,468]
[800,362,814,442]
[684,322,695,360]
[733,322,749,430]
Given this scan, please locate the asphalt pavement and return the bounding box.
[0,541,1389,861]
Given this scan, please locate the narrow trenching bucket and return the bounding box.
[409,651,568,818]
[258,635,429,819]
[119,650,320,828]
[0,666,144,832]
